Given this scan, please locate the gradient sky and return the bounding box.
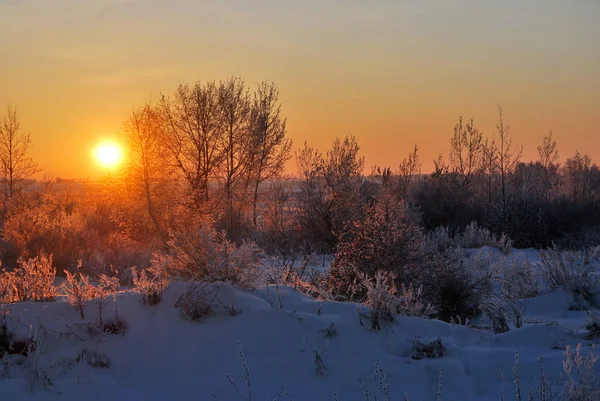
[1,0,599,179]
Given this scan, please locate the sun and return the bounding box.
[93,140,124,169]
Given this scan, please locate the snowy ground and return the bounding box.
[1,249,599,401]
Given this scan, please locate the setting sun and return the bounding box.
[93,140,124,169]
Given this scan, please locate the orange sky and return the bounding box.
[1,0,598,179]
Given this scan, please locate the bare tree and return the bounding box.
[537,131,560,198]
[449,116,483,190]
[248,81,292,228]
[161,81,222,210]
[495,106,522,222]
[218,77,253,233]
[564,151,593,201]
[398,144,421,196]
[0,105,40,199]
[481,138,498,205]
[123,102,175,245]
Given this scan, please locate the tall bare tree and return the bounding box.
[398,144,421,196]
[495,106,522,222]
[449,116,483,190]
[218,77,252,232]
[537,131,560,198]
[480,138,498,204]
[123,102,174,245]
[161,81,222,210]
[0,105,40,199]
[248,81,292,228]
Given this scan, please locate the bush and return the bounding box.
[537,246,599,309]
[131,258,170,306]
[177,285,212,322]
[77,349,110,368]
[426,221,513,254]
[407,336,446,360]
[586,313,600,340]
[327,197,425,301]
[362,271,400,331]
[428,248,492,322]
[562,344,599,400]
[167,221,263,288]
[61,265,96,319]
[0,254,57,303]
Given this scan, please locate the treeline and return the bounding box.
[0,81,599,276]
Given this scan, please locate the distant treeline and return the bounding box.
[0,80,599,275]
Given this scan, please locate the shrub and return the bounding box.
[426,221,513,254]
[177,285,213,322]
[328,197,426,301]
[500,257,539,299]
[537,246,599,309]
[77,349,110,368]
[102,318,127,335]
[362,271,399,331]
[407,336,446,360]
[0,254,57,303]
[61,264,96,319]
[428,248,492,322]
[562,344,599,400]
[168,222,263,288]
[586,313,600,340]
[95,274,119,327]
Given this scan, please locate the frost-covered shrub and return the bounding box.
[407,336,446,360]
[429,248,493,322]
[396,283,437,318]
[562,344,599,400]
[426,221,513,254]
[61,265,96,319]
[167,221,263,288]
[327,197,425,301]
[0,254,57,303]
[362,271,400,331]
[77,349,110,368]
[586,313,600,340]
[537,246,599,309]
[177,285,212,322]
[1,197,85,270]
[131,255,171,306]
[457,221,513,254]
[500,256,539,299]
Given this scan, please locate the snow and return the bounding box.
[1,250,599,401]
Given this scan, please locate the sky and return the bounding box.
[0,0,599,179]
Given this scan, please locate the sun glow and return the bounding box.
[93,140,124,169]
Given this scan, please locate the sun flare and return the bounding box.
[93,140,124,169]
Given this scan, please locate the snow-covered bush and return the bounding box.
[426,221,513,254]
[562,344,599,400]
[407,336,446,360]
[586,313,600,340]
[177,284,212,322]
[536,246,599,309]
[77,348,110,368]
[362,271,400,331]
[167,222,263,288]
[500,256,539,299]
[327,197,426,301]
[61,265,96,319]
[0,255,57,303]
[95,274,119,327]
[429,248,493,322]
[457,221,513,254]
[131,255,171,306]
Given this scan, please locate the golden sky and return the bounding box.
[1,0,599,179]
